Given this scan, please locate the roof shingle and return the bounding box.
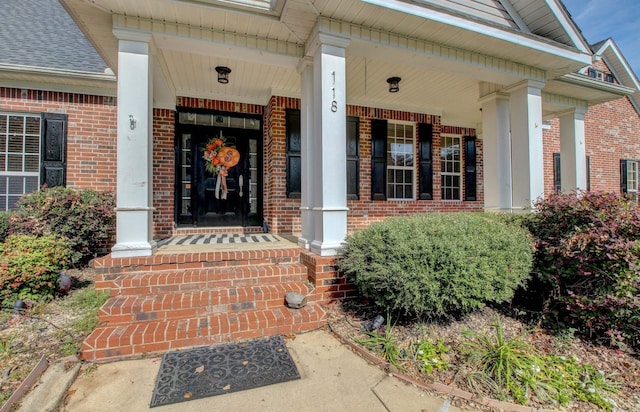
[0,0,107,73]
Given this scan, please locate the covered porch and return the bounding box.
[59,0,632,260]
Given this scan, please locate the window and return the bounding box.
[285,110,359,199]
[621,159,638,196]
[0,114,41,211]
[553,154,591,193]
[440,134,461,200]
[386,122,415,200]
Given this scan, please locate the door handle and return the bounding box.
[239,175,243,197]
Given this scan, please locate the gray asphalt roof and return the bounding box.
[0,0,108,73]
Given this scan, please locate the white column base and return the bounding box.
[111,241,157,258]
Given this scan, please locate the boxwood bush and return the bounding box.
[523,191,640,350]
[0,234,72,303]
[8,187,115,267]
[337,213,533,318]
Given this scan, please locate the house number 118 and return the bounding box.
[330,71,338,112]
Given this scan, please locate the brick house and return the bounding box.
[1,0,638,258]
[3,0,640,360]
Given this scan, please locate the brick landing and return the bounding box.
[82,242,355,362]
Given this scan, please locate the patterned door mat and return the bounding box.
[150,336,300,408]
[158,233,280,246]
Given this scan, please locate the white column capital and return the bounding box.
[478,91,510,105]
[112,27,153,43]
[504,79,546,94]
[556,106,588,119]
[305,25,350,57]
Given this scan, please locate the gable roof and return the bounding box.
[591,38,640,113]
[0,0,107,74]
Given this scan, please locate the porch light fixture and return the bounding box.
[387,76,401,93]
[215,66,231,84]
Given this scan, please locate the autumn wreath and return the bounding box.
[202,132,240,199]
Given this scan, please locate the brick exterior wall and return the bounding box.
[542,60,640,195]
[0,87,117,191]
[152,109,176,239]
[260,97,483,235]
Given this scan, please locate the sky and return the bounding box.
[562,0,640,78]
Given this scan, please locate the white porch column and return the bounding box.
[111,32,156,257]
[559,108,588,192]
[298,57,314,249]
[507,80,546,210]
[480,92,512,211]
[308,33,350,256]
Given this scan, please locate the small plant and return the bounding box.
[9,187,115,267]
[355,316,401,369]
[415,338,449,374]
[523,191,640,351]
[0,333,18,358]
[0,211,11,242]
[461,317,618,410]
[338,213,533,318]
[57,288,109,356]
[0,234,72,303]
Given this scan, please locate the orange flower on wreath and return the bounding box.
[202,133,240,175]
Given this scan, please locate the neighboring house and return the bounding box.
[0,0,117,209]
[1,0,639,257]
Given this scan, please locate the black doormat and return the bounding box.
[149,336,300,408]
[158,233,280,246]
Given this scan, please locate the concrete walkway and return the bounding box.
[58,330,466,412]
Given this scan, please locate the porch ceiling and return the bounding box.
[61,0,605,125]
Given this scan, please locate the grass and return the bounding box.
[355,315,402,369]
[56,288,109,356]
[459,317,618,410]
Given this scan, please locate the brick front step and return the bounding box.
[92,247,302,275]
[98,282,314,324]
[81,304,327,362]
[95,263,309,296]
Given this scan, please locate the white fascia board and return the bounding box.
[176,89,270,106]
[545,0,592,53]
[0,63,116,83]
[594,39,640,91]
[559,72,635,96]
[361,0,591,64]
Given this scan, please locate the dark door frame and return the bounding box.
[174,107,263,228]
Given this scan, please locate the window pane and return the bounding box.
[8,135,23,152]
[25,136,39,154]
[24,155,39,172]
[0,176,5,193]
[25,116,40,135]
[7,196,19,211]
[7,154,22,172]
[25,176,38,193]
[8,176,23,195]
[8,116,24,134]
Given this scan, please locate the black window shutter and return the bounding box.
[40,112,67,187]
[286,109,301,199]
[621,159,628,193]
[586,156,591,191]
[418,123,433,200]
[553,153,561,192]
[346,116,360,200]
[464,136,476,201]
[370,119,387,200]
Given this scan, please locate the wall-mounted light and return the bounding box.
[215,66,231,84]
[387,76,401,93]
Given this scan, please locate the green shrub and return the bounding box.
[337,213,533,318]
[9,187,115,267]
[523,191,640,350]
[0,212,11,242]
[0,234,72,302]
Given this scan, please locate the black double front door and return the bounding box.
[177,117,262,228]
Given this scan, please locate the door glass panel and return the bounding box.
[181,133,191,216]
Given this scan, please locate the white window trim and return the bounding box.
[440,133,463,201]
[387,120,416,201]
[627,160,638,194]
[0,112,41,211]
